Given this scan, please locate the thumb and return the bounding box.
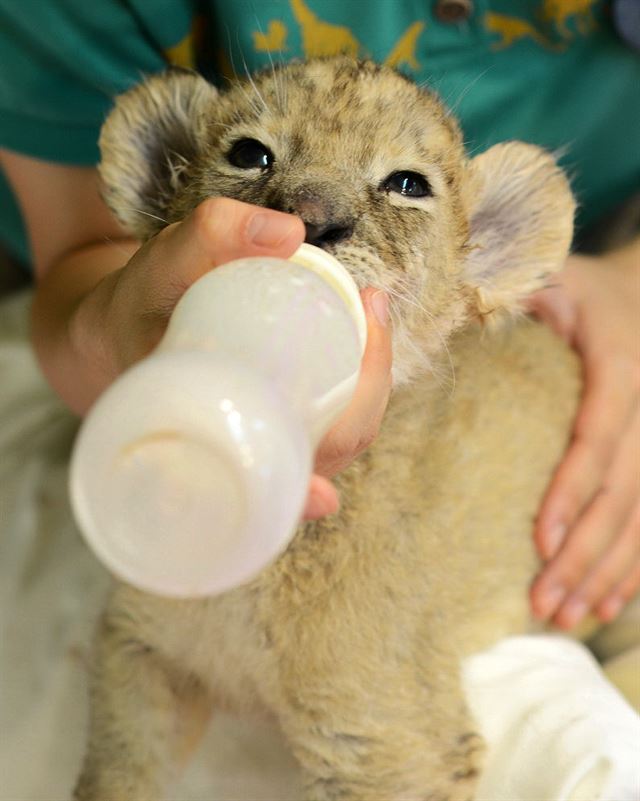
[313,288,393,478]
[158,197,306,285]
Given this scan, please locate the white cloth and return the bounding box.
[463,635,640,801]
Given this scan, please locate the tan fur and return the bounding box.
[77,59,579,800]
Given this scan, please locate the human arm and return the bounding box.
[528,236,640,628]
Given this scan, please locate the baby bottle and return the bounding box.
[70,244,366,598]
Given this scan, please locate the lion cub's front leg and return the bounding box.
[74,607,212,801]
[277,675,484,801]
[294,721,484,801]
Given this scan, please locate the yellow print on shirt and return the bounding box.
[384,22,426,71]
[253,20,288,52]
[252,0,601,67]
[163,14,209,69]
[484,11,554,50]
[539,0,598,38]
[167,0,600,78]
[164,30,196,68]
[255,0,426,70]
[290,0,360,57]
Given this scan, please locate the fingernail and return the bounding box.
[534,583,566,619]
[248,212,299,247]
[370,291,389,327]
[599,596,623,622]
[305,489,339,520]
[560,596,588,628]
[544,522,567,559]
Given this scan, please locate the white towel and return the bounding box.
[462,635,640,801]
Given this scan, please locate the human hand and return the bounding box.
[303,288,392,519]
[73,197,305,379]
[527,242,640,629]
[71,196,392,522]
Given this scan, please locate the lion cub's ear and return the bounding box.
[99,70,218,239]
[462,142,575,323]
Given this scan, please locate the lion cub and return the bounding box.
[74,58,579,801]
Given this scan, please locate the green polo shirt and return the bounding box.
[0,0,638,266]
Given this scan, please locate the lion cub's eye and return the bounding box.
[381,171,432,198]
[227,138,274,169]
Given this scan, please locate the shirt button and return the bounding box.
[434,0,474,23]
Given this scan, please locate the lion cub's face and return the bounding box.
[100,58,574,384]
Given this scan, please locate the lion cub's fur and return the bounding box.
[75,59,580,801]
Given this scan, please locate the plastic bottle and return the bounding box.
[70,244,366,598]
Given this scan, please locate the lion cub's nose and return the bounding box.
[304,219,354,248]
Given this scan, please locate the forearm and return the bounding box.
[31,239,138,416]
[0,150,140,414]
[608,233,640,273]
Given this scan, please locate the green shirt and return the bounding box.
[0,0,638,266]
